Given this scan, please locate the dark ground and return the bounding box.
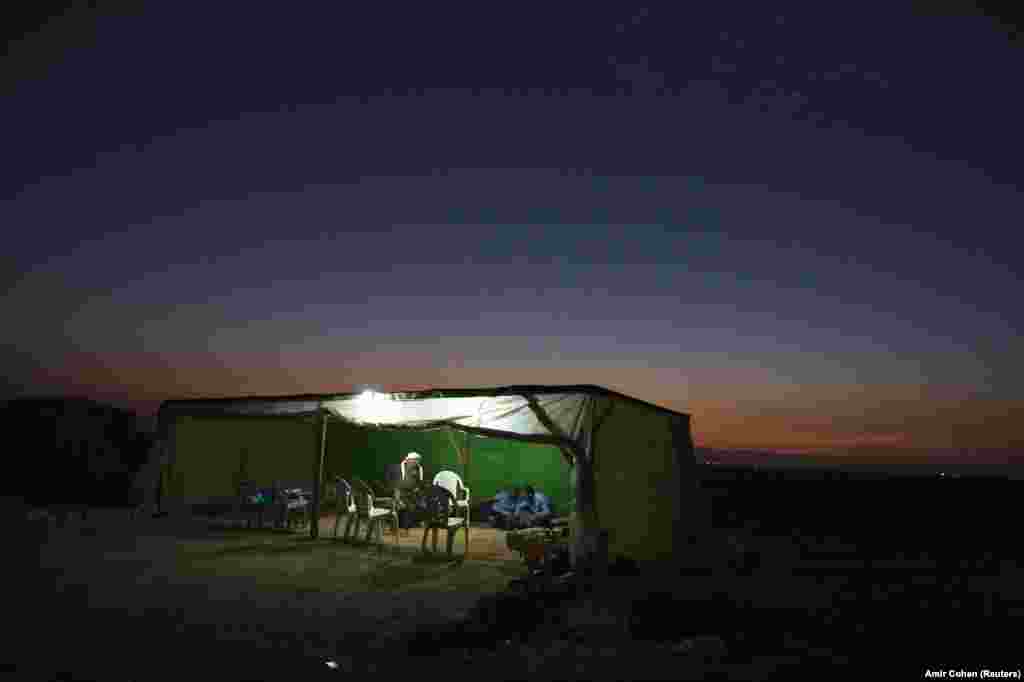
[692,467,1021,669]
[6,467,1022,679]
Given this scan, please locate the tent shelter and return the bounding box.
[152,385,703,567]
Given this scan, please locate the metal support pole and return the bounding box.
[311,410,327,539]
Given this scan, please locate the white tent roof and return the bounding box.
[158,384,687,451]
[323,391,590,443]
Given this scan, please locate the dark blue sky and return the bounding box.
[3,5,1021,454]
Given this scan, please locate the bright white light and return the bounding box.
[325,661,338,669]
[353,389,397,422]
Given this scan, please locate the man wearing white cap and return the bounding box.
[401,452,424,484]
[395,452,424,529]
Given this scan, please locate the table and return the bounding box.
[507,527,570,572]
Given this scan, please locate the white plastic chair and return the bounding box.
[331,478,359,541]
[420,485,468,558]
[353,478,399,553]
[433,471,470,510]
[432,471,470,552]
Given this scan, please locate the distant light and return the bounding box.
[325,661,338,669]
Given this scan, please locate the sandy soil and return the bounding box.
[11,510,753,680]
[14,512,512,678]
[13,505,1017,679]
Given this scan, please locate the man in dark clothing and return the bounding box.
[395,452,425,529]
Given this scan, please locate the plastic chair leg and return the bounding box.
[447,525,469,557]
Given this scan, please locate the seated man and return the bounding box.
[395,452,424,528]
[512,485,554,529]
[401,452,424,485]
[490,486,523,530]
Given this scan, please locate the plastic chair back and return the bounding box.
[433,470,467,503]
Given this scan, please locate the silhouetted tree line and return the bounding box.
[1,397,155,508]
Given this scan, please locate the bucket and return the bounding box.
[525,543,546,564]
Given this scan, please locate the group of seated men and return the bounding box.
[387,453,554,531]
[490,485,553,530]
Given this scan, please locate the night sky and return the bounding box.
[3,5,1021,458]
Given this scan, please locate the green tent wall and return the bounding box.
[323,420,571,514]
[163,416,318,505]
[588,394,683,563]
[162,415,571,515]
[323,421,573,512]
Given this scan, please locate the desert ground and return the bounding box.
[15,510,522,678]
[9,472,1022,679]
